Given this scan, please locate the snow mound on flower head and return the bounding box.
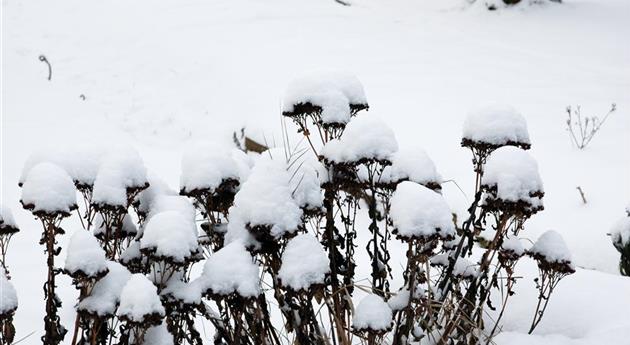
[463,103,530,147]
[0,205,18,232]
[529,230,573,264]
[117,274,165,322]
[0,268,17,316]
[20,162,77,215]
[390,181,455,240]
[65,230,108,278]
[352,294,393,332]
[321,116,398,164]
[143,321,174,345]
[611,216,630,248]
[92,148,148,208]
[147,195,196,222]
[501,237,525,257]
[199,241,260,297]
[161,275,202,306]
[286,152,326,211]
[229,156,302,239]
[79,261,131,316]
[625,201,630,216]
[134,172,176,217]
[482,146,543,203]
[283,71,367,125]
[279,233,329,290]
[180,142,242,194]
[19,145,105,188]
[140,211,199,263]
[382,147,442,187]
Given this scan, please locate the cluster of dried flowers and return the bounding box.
[9,72,576,345]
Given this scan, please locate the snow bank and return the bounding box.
[180,142,242,194]
[20,162,77,215]
[321,115,398,164]
[462,104,530,148]
[117,274,165,322]
[65,230,108,278]
[140,211,199,263]
[278,233,329,291]
[482,146,543,209]
[198,241,260,298]
[352,294,393,332]
[283,71,367,125]
[390,181,455,240]
[0,268,17,316]
[228,156,302,239]
[79,261,131,316]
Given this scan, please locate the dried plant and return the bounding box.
[566,103,616,149]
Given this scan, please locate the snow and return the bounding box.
[2,0,630,343]
[64,230,108,278]
[133,172,176,218]
[20,162,77,215]
[198,241,260,298]
[283,71,367,125]
[78,261,131,317]
[381,147,442,188]
[278,233,330,290]
[0,205,19,233]
[117,273,165,322]
[390,181,455,240]
[228,155,302,239]
[501,236,526,257]
[146,195,196,222]
[18,145,104,188]
[529,230,573,265]
[610,216,630,248]
[140,211,199,263]
[430,254,478,278]
[0,268,18,316]
[462,103,530,147]
[287,153,325,211]
[352,294,393,332]
[93,213,137,238]
[143,322,174,345]
[92,148,148,208]
[180,142,242,194]
[321,115,398,164]
[482,146,543,207]
[387,286,425,311]
[161,277,202,306]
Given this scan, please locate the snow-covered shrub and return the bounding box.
[10,73,577,345]
[0,205,19,273]
[610,209,630,276]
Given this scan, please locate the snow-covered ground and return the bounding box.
[2,0,629,344]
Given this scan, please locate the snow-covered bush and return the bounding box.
[610,208,630,276]
[0,268,18,344]
[10,73,576,345]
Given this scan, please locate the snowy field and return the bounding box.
[2,0,629,344]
